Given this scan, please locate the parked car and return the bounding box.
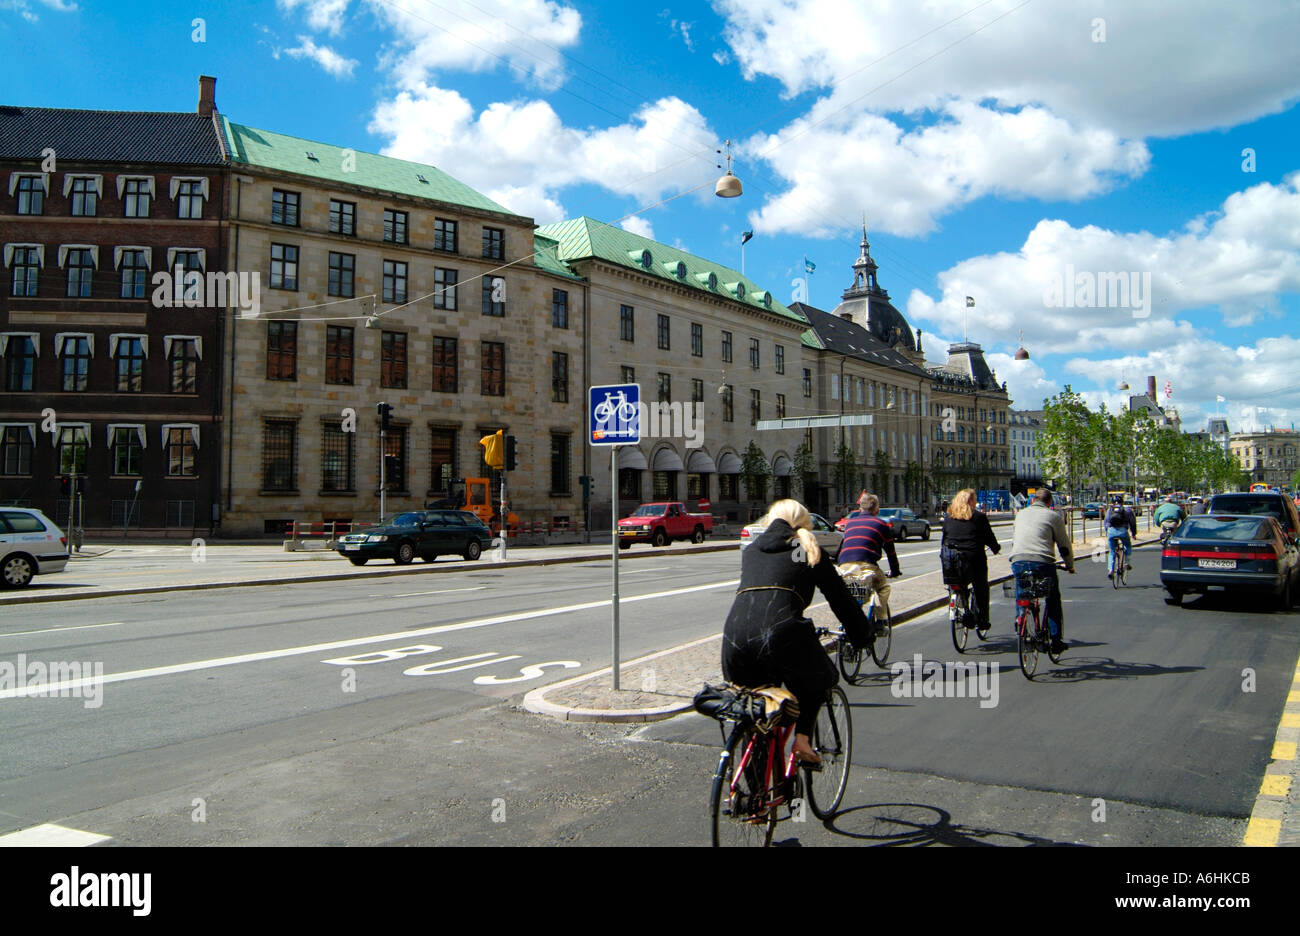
[739,512,842,560]
[0,508,69,588]
[1082,502,1103,519]
[1161,513,1299,609]
[879,508,930,541]
[617,502,712,548]
[1206,492,1300,539]
[335,510,492,565]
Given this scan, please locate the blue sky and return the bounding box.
[5,0,1299,431]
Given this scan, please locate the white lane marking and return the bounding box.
[0,622,124,640]
[0,823,111,847]
[618,566,669,575]
[368,586,487,598]
[0,578,740,699]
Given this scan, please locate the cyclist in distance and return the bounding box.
[1153,495,1186,537]
[722,499,871,766]
[1105,494,1137,578]
[1009,489,1075,655]
[940,488,1001,630]
[837,492,901,620]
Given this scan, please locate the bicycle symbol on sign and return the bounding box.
[593,390,638,425]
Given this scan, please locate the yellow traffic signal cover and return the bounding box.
[480,430,504,468]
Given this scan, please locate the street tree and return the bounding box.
[1037,386,1095,505]
[739,441,771,503]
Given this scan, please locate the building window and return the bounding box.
[169,338,198,393]
[2,426,34,474]
[432,337,457,392]
[621,366,635,384]
[173,249,203,275]
[10,247,39,297]
[652,471,676,501]
[481,341,504,396]
[271,189,300,226]
[722,330,733,363]
[165,500,196,527]
[750,388,761,425]
[482,277,504,316]
[383,428,407,491]
[551,433,571,495]
[57,425,89,473]
[329,200,356,236]
[69,177,97,216]
[383,260,408,304]
[4,336,36,391]
[775,344,785,374]
[434,218,457,253]
[328,252,355,298]
[620,305,634,341]
[176,180,205,219]
[15,176,43,215]
[267,321,298,380]
[692,378,703,404]
[65,248,95,297]
[619,467,641,501]
[111,427,143,475]
[776,393,786,418]
[270,244,298,290]
[119,249,148,299]
[719,473,736,500]
[749,338,760,369]
[381,331,407,389]
[384,209,408,244]
[657,314,670,350]
[552,352,569,403]
[552,289,569,328]
[691,322,703,357]
[322,421,355,492]
[263,420,297,491]
[430,429,458,492]
[482,227,504,260]
[722,385,734,422]
[115,337,145,392]
[123,178,150,218]
[325,325,354,385]
[657,372,671,403]
[433,268,458,309]
[60,335,91,391]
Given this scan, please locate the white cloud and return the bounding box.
[364,0,581,90]
[278,0,349,36]
[907,173,1300,355]
[369,84,718,221]
[2,0,74,20]
[620,216,655,239]
[284,36,359,77]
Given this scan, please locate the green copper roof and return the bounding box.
[222,118,515,216]
[532,233,583,281]
[535,216,806,325]
[801,329,823,349]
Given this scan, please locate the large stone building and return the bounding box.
[217,115,587,536]
[1229,428,1299,489]
[926,341,1013,499]
[1009,409,1044,494]
[0,79,227,534]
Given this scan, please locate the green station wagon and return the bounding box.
[336,510,493,565]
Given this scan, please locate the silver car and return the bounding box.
[739,512,843,560]
[877,508,931,541]
[0,508,70,588]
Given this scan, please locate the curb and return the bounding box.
[0,541,740,606]
[1243,651,1300,847]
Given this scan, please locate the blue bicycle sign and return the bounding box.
[589,383,640,445]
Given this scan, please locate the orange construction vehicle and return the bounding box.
[428,477,518,535]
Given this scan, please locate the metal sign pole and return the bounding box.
[611,444,620,691]
[379,425,386,523]
[500,471,508,560]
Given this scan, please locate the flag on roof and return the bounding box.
[741,230,753,245]
[804,256,815,274]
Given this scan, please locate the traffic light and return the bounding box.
[384,454,401,488]
[59,475,71,496]
[504,435,518,472]
[579,475,593,500]
[480,430,504,469]
[377,402,393,432]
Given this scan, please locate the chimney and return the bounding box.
[839,313,853,322]
[1147,375,1157,400]
[915,328,923,353]
[198,75,217,117]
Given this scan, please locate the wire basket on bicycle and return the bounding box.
[1014,571,1054,598]
[840,574,875,607]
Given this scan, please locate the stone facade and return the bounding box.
[1229,429,1299,489]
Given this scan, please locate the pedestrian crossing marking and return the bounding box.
[0,823,110,847]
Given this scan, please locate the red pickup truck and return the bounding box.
[617,502,713,548]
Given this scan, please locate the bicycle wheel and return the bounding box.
[870,604,892,667]
[710,727,775,847]
[1017,610,1040,680]
[950,591,969,654]
[837,634,863,683]
[805,687,852,819]
[973,590,990,640]
[1111,547,1120,589]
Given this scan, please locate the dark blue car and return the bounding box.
[1160,513,1299,610]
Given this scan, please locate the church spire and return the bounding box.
[848,214,880,296]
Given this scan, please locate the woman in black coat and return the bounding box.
[723,499,871,764]
[940,488,1001,628]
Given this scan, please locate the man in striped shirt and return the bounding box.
[838,492,902,622]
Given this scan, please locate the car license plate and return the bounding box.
[343,544,361,551]
[1197,558,1235,569]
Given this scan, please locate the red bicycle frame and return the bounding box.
[730,719,799,813]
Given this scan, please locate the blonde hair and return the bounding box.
[859,492,879,514]
[949,488,977,521]
[763,499,822,566]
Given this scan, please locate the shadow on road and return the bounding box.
[778,802,1084,847]
[1033,656,1203,683]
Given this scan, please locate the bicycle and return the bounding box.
[593,390,637,424]
[1108,537,1130,588]
[834,573,892,682]
[704,665,852,846]
[1013,563,1069,680]
[1158,519,1179,548]
[949,579,989,654]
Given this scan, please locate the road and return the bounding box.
[0,540,1294,845]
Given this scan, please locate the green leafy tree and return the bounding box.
[1037,386,1095,505]
[870,448,892,499]
[832,442,858,506]
[904,460,924,504]
[790,440,816,499]
[739,441,771,502]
